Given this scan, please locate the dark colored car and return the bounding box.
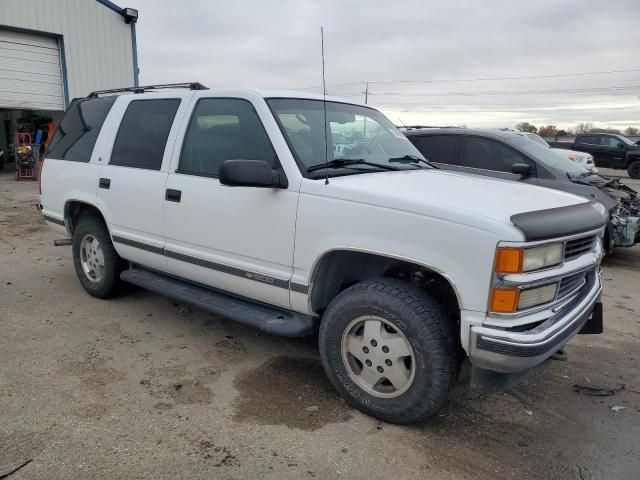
[404,128,640,251]
[549,133,640,178]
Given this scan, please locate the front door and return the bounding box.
[596,136,627,168]
[457,136,538,185]
[162,97,298,309]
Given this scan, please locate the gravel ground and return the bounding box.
[1,169,639,480]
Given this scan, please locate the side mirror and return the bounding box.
[219,159,287,188]
[511,163,532,176]
[617,142,625,149]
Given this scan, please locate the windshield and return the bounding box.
[616,135,635,146]
[511,137,589,176]
[267,98,427,178]
[523,132,550,147]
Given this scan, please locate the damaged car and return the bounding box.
[404,128,639,252]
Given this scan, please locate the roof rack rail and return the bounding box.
[88,82,209,97]
[397,125,461,131]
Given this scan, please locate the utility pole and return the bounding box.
[363,82,369,104]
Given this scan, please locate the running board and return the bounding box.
[120,268,318,337]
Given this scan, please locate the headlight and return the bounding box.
[518,283,558,309]
[495,243,563,273]
[489,282,558,313]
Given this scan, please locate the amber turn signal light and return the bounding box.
[495,247,523,274]
[489,288,519,313]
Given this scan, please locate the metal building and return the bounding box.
[0,0,139,168]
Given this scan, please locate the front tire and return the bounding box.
[319,278,459,424]
[72,215,123,298]
[627,160,640,179]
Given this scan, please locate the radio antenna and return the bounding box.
[321,26,329,185]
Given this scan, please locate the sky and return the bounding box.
[128,0,640,131]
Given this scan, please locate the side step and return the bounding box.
[120,267,318,337]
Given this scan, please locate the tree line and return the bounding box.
[515,122,639,138]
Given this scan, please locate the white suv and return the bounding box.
[41,83,606,424]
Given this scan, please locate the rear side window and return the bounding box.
[577,135,598,144]
[46,96,116,162]
[110,99,180,170]
[409,135,460,165]
[178,98,276,177]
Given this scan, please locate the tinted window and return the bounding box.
[110,99,180,170]
[409,135,460,165]
[460,136,532,173]
[577,135,598,144]
[179,98,276,177]
[600,136,621,148]
[46,97,116,162]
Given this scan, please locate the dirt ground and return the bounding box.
[1,169,639,480]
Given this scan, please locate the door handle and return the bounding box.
[165,189,182,202]
[99,178,110,189]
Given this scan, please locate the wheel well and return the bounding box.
[64,201,105,234]
[309,251,460,322]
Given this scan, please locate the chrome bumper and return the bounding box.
[469,270,602,373]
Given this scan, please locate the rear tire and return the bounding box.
[72,215,123,298]
[319,278,459,424]
[628,160,640,179]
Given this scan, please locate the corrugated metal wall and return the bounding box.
[0,0,135,106]
[0,29,65,110]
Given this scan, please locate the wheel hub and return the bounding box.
[341,315,416,398]
[80,234,105,283]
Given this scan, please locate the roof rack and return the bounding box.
[398,125,461,131]
[88,82,209,97]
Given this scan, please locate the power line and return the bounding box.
[292,68,640,91]
[344,85,640,98]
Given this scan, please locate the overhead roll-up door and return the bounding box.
[0,29,65,110]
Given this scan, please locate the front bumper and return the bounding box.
[469,270,602,373]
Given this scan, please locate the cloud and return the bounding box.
[129,0,640,129]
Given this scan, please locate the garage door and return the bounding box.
[0,29,65,111]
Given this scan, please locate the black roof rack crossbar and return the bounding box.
[88,82,208,97]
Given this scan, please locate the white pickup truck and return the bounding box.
[40,84,606,424]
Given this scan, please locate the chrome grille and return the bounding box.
[557,270,588,300]
[564,235,596,261]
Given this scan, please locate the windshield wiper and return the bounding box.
[388,154,439,169]
[307,158,399,173]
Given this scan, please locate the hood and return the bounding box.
[320,169,588,229]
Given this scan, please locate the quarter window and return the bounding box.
[46,96,116,162]
[178,98,277,177]
[460,137,532,173]
[110,99,180,170]
[409,135,460,165]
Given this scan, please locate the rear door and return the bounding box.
[95,94,189,271]
[574,135,600,160]
[458,136,538,185]
[408,134,461,171]
[162,96,298,309]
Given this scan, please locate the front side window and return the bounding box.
[600,136,624,148]
[46,96,116,162]
[460,136,533,173]
[267,98,426,178]
[409,135,460,165]
[178,98,277,177]
[110,99,180,170]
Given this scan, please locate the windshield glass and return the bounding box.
[267,98,427,178]
[511,137,589,176]
[616,135,635,145]
[523,132,550,147]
